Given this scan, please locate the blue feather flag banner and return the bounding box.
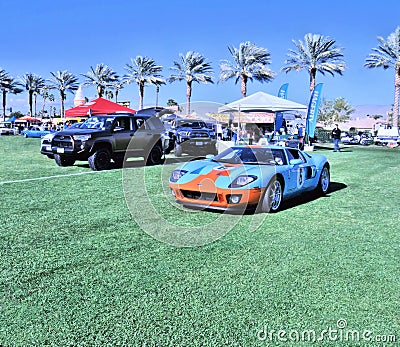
[305,83,323,138]
[275,83,289,131]
[277,83,289,99]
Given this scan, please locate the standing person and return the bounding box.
[297,124,305,149]
[331,124,341,152]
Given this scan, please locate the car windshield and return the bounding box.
[212,147,282,165]
[80,116,116,129]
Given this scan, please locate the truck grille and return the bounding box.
[53,135,73,148]
[191,132,209,138]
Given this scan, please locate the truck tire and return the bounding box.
[54,154,75,167]
[146,144,164,166]
[88,148,111,171]
[174,142,183,157]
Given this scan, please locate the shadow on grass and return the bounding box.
[280,181,347,211]
[182,181,348,215]
[314,144,353,152]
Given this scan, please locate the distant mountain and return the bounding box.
[351,105,391,120]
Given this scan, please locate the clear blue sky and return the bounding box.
[2,0,400,114]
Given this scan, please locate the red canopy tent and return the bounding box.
[15,116,41,122]
[65,98,136,117]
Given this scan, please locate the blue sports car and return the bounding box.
[169,145,330,213]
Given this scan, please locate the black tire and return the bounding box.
[146,144,164,166]
[316,165,330,195]
[54,154,75,167]
[257,177,283,213]
[174,143,183,157]
[88,148,111,171]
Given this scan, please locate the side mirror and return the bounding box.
[289,158,303,166]
[205,154,215,159]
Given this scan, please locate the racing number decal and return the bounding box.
[297,167,304,189]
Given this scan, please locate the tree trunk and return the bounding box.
[186,81,192,116]
[139,82,144,110]
[393,64,400,127]
[34,93,37,117]
[2,91,6,122]
[42,96,47,118]
[241,75,247,98]
[29,91,33,116]
[60,91,65,119]
[309,68,317,93]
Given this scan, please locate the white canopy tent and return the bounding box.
[218,91,308,113]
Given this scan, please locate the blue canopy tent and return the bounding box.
[3,116,17,123]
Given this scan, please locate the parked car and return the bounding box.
[0,124,17,135]
[41,113,169,170]
[167,118,217,157]
[21,125,54,138]
[374,126,399,146]
[341,131,373,145]
[169,145,330,213]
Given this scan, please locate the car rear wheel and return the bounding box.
[317,165,330,195]
[146,144,164,166]
[88,148,111,171]
[54,154,75,167]
[258,178,283,213]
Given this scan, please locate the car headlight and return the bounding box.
[229,175,257,188]
[73,134,91,141]
[42,133,55,141]
[170,169,188,183]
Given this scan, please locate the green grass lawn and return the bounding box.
[0,136,399,346]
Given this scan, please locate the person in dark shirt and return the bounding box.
[331,124,341,152]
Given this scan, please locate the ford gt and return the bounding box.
[169,145,330,213]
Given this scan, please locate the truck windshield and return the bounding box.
[80,116,116,129]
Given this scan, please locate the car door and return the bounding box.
[286,148,316,192]
[126,117,155,155]
[113,116,135,153]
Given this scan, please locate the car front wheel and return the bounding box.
[174,142,183,157]
[258,178,283,213]
[54,154,75,167]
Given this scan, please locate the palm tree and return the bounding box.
[220,41,275,98]
[20,73,45,117]
[124,56,165,110]
[109,80,126,103]
[365,27,400,127]
[282,33,346,93]
[1,77,23,121]
[81,64,119,98]
[0,70,23,121]
[169,51,214,115]
[47,70,79,118]
[40,87,55,118]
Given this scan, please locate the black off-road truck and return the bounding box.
[167,118,217,157]
[40,113,168,170]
